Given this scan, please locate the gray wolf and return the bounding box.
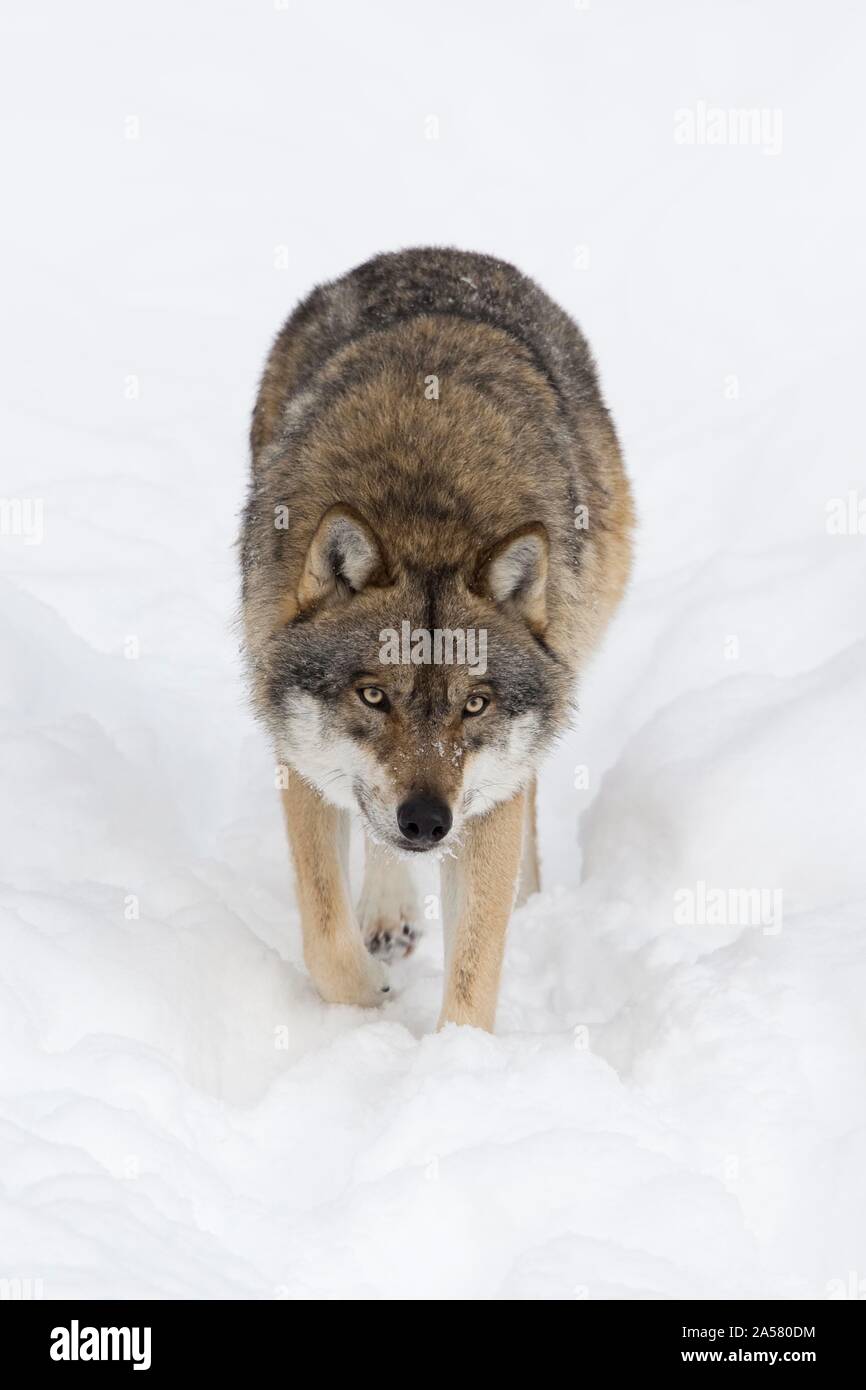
[241,247,633,1030]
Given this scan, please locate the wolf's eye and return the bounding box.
[463,694,489,717]
[358,686,388,710]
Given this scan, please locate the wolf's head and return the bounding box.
[263,506,570,855]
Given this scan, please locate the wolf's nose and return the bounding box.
[397,794,452,847]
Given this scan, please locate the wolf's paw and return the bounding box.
[305,939,390,1008]
[364,918,420,962]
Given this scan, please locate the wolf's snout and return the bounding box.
[397,793,452,849]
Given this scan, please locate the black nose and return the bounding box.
[397,793,452,848]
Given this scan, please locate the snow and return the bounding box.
[1,0,865,1299]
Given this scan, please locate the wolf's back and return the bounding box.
[250,247,603,459]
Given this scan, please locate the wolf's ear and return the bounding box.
[298,505,389,610]
[476,524,549,631]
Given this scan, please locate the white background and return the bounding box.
[1,0,865,1298]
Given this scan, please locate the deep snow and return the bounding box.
[1,0,865,1299]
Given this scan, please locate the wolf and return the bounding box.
[241,248,633,1030]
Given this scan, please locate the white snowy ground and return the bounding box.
[1,1,865,1299]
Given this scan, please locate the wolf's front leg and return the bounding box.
[438,789,526,1031]
[281,769,389,1006]
[357,838,421,961]
[516,774,540,906]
